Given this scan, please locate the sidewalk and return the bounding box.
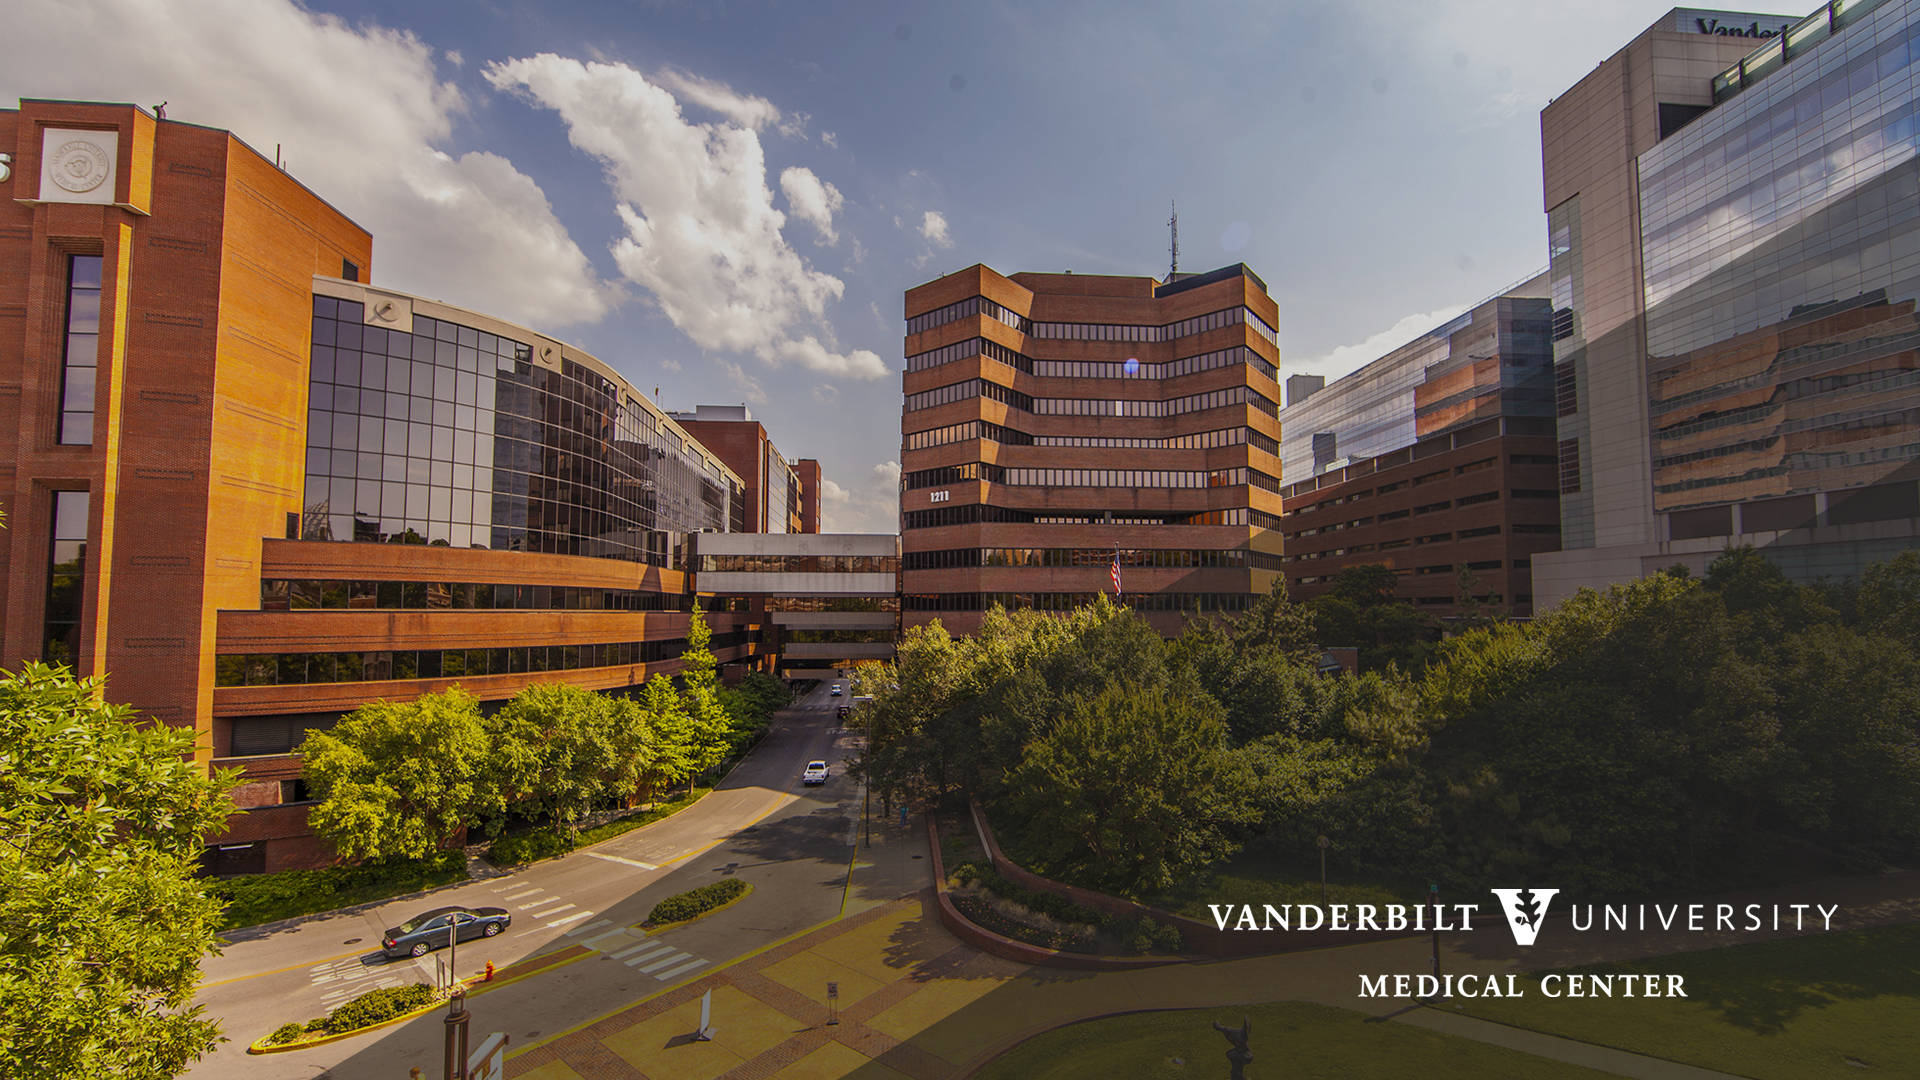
[505,828,1920,1080]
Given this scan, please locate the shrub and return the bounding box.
[209,851,467,930]
[304,1017,328,1032]
[950,862,1109,927]
[265,1022,307,1046]
[488,828,573,866]
[324,983,437,1032]
[1124,916,1185,955]
[646,877,749,926]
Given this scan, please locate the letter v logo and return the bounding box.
[1490,888,1560,946]
[1698,18,1718,32]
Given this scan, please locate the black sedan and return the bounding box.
[381,906,511,958]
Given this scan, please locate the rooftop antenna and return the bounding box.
[1168,200,1180,280]
[153,101,167,120]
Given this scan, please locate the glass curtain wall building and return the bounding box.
[304,295,739,564]
[1531,4,1920,605]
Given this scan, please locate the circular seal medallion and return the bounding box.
[49,139,110,194]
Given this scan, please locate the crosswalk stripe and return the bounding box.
[635,951,688,974]
[546,911,593,928]
[531,903,576,918]
[608,942,656,960]
[623,943,674,966]
[500,886,541,899]
[516,897,556,910]
[655,958,709,980]
[586,852,658,870]
[582,929,631,949]
[564,919,614,938]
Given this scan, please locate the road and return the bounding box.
[187,679,864,1080]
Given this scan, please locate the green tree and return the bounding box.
[1005,682,1255,895]
[301,688,509,861]
[0,663,238,1079]
[490,684,652,832]
[1858,549,1920,648]
[1308,564,1437,672]
[635,674,694,799]
[677,603,732,788]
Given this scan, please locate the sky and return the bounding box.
[2,0,1772,532]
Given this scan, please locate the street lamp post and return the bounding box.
[442,911,473,1079]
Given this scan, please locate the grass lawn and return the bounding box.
[974,1002,1620,1079]
[1458,923,1920,1079]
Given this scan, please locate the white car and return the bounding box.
[830,684,843,696]
[803,760,829,785]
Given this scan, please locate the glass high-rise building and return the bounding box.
[1537,2,1920,605]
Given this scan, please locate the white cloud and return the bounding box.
[820,460,900,533]
[1292,304,1469,383]
[444,48,464,67]
[921,210,952,247]
[486,54,889,380]
[654,67,781,130]
[2,0,616,330]
[821,130,839,148]
[717,359,768,405]
[780,166,844,244]
[777,110,812,141]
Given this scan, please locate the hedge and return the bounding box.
[646,877,749,926]
[210,851,467,930]
[324,983,437,1032]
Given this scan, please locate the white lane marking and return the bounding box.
[498,885,539,897]
[608,942,656,960]
[529,903,575,918]
[636,951,689,974]
[587,852,658,870]
[623,943,675,966]
[655,958,709,980]
[582,929,632,949]
[546,911,593,928]
[516,897,558,910]
[564,919,614,938]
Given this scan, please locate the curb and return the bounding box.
[246,987,456,1054]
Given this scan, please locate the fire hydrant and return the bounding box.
[484,961,496,982]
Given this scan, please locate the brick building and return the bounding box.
[0,100,770,872]
[1277,280,1563,617]
[899,263,1285,636]
[667,404,805,534]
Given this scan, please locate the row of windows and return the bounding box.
[901,547,1287,570]
[906,295,1279,346]
[902,592,1259,612]
[905,336,1278,383]
[757,596,902,612]
[905,296,1028,336]
[904,421,1279,455]
[213,631,754,687]
[904,420,1033,451]
[903,504,1280,530]
[905,379,1280,419]
[696,554,899,574]
[1031,385,1280,418]
[261,579,690,612]
[903,464,1280,491]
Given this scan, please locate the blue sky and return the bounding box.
[6,0,1788,531]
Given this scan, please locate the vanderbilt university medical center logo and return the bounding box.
[1210,887,1842,1001]
[1490,886,1559,947]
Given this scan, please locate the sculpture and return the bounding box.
[1213,1015,1253,1079]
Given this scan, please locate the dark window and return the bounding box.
[44,491,89,666]
[1669,505,1733,541]
[342,259,360,282]
[1557,439,1582,494]
[58,255,103,444]
[1740,494,1817,533]
[1827,482,1920,527]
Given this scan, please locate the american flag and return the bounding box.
[1111,547,1123,596]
